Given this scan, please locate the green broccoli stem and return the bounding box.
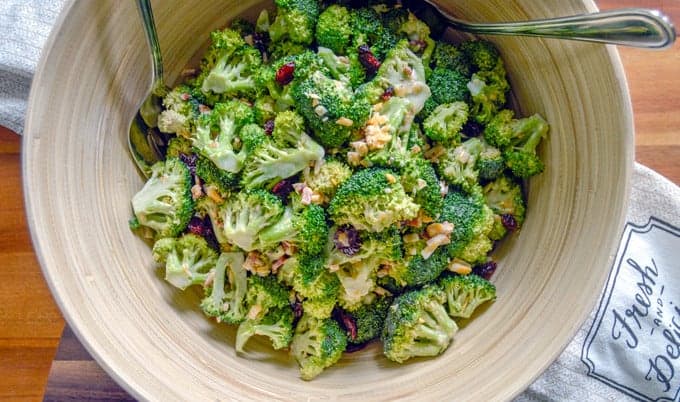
[415,300,458,347]
[258,209,295,245]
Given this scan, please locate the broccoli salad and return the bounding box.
[129,0,548,380]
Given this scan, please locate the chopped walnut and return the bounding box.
[247,304,262,320]
[191,183,203,200]
[244,251,270,277]
[426,221,454,238]
[421,234,451,259]
[384,173,397,184]
[448,258,472,275]
[205,185,224,203]
[301,186,314,205]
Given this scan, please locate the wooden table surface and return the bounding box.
[1,0,678,400]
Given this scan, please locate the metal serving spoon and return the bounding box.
[127,0,168,178]
[422,2,676,49]
[127,1,676,177]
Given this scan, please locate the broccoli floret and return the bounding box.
[165,135,194,159]
[439,273,496,319]
[239,123,268,155]
[394,11,435,66]
[303,159,353,203]
[157,85,203,137]
[302,297,337,319]
[151,234,218,290]
[198,29,262,100]
[252,96,277,125]
[368,40,431,114]
[191,101,254,173]
[328,168,419,232]
[289,253,341,302]
[200,252,248,324]
[220,190,284,251]
[268,40,307,62]
[258,203,328,255]
[195,154,239,196]
[269,0,320,46]
[422,101,469,145]
[440,190,495,263]
[483,110,548,178]
[236,306,295,352]
[240,110,325,188]
[315,5,352,55]
[420,67,469,120]
[388,246,450,288]
[317,46,365,89]
[342,295,393,345]
[504,117,549,179]
[290,314,347,380]
[131,157,194,239]
[476,141,505,182]
[460,39,501,72]
[381,285,458,363]
[380,6,410,36]
[467,63,510,125]
[431,41,471,76]
[244,274,291,320]
[437,137,485,193]
[400,157,443,220]
[483,174,527,240]
[328,228,403,311]
[292,70,370,148]
[350,7,390,59]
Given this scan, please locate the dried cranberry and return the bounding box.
[473,261,497,280]
[252,31,270,59]
[461,121,483,138]
[358,44,381,76]
[186,215,220,251]
[333,225,362,256]
[178,153,197,176]
[501,214,518,231]
[275,61,295,85]
[381,86,395,101]
[271,178,294,202]
[333,308,358,341]
[291,300,303,323]
[264,119,275,135]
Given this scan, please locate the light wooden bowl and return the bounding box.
[23,0,633,400]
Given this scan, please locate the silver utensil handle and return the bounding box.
[437,7,676,49]
[136,0,165,93]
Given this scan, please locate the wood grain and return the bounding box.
[1,0,677,400]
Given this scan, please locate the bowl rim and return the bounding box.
[21,0,634,400]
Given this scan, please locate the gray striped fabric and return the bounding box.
[0,0,66,134]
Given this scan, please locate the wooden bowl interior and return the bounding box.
[23,0,633,400]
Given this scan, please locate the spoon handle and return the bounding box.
[136,0,165,93]
[430,5,676,49]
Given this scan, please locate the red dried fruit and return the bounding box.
[358,44,381,75]
[333,308,358,341]
[333,225,362,256]
[275,61,295,85]
[271,178,294,202]
[473,261,497,280]
[264,119,275,135]
[381,86,394,101]
[501,214,518,231]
